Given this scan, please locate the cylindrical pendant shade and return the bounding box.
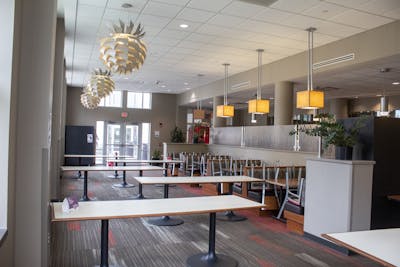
[296,90,324,109]
[248,99,270,114]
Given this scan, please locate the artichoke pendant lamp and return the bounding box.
[88,68,115,98]
[100,20,147,74]
[248,49,269,114]
[217,63,234,118]
[296,27,324,109]
[80,85,101,109]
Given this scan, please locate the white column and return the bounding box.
[50,18,66,200]
[274,81,294,125]
[13,0,57,266]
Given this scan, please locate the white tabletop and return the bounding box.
[108,159,183,164]
[64,154,135,158]
[323,228,400,267]
[60,165,164,172]
[51,195,264,222]
[134,175,262,185]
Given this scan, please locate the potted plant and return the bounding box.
[170,126,185,143]
[151,149,162,166]
[291,113,366,160]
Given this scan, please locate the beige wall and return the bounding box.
[66,87,178,155]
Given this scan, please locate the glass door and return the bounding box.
[96,121,150,164]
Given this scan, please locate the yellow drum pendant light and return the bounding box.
[296,27,324,109]
[217,63,234,118]
[248,49,269,114]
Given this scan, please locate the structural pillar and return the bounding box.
[274,81,294,125]
[330,98,348,119]
[213,96,225,127]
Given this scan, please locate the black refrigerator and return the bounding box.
[64,125,95,166]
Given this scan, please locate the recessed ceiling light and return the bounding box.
[121,3,133,8]
[392,81,400,85]
[184,82,189,85]
[123,77,129,80]
[179,24,189,29]
[161,85,166,88]
[185,87,191,90]
[354,96,359,99]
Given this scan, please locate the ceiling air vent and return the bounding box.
[238,0,278,7]
[231,81,251,91]
[313,53,355,70]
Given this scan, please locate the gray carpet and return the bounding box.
[51,170,380,267]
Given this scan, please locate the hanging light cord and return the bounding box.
[307,27,316,91]
[223,63,230,105]
[257,49,263,100]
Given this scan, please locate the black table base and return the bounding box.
[81,170,92,201]
[216,211,247,222]
[147,216,184,226]
[187,253,237,267]
[112,183,134,188]
[187,213,238,267]
[112,170,134,188]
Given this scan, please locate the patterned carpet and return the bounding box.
[51,170,380,267]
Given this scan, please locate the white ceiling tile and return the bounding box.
[157,28,191,39]
[358,0,400,15]
[278,14,326,30]
[220,1,266,18]
[177,8,216,23]
[325,0,374,9]
[135,14,171,28]
[251,7,292,23]
[142,2,183,18]
[186,32,217,43]
[79,0,108,7]
[150,36,181,46]
[329,9,393,29]
[383,8,400,19]
[270,0,322,13]
[196,24,230,36]
[187,0,232,12]
[301,2,348,19]
[166,19,202,32]
[316,21,364,37]
[151,0,190,6]
[106,0,148,12]
[207,14,246,27]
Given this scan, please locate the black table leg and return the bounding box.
[217,183,247,222]
[107,161,122,179]
[186,213,237,267]
[147,184,184,226]
[81,171,91,201]
[132,183,145,199]
[133,170,145,199]
[112,170,134,188]
[77,157,83,179]
[100,219,109,267]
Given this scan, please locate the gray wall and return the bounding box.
[66,87,178,155]
[349,95,400,114]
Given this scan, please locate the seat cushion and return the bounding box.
[285,201,304,215]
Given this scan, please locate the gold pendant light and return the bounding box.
[80,85,101,109]
[248,49,269,114]
[100,20,147,75]
[88,68,115,98]
[296,27,324,109]
[217,63,234,118]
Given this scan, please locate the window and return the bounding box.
[99,90,122,107]
[127,92,152,109]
